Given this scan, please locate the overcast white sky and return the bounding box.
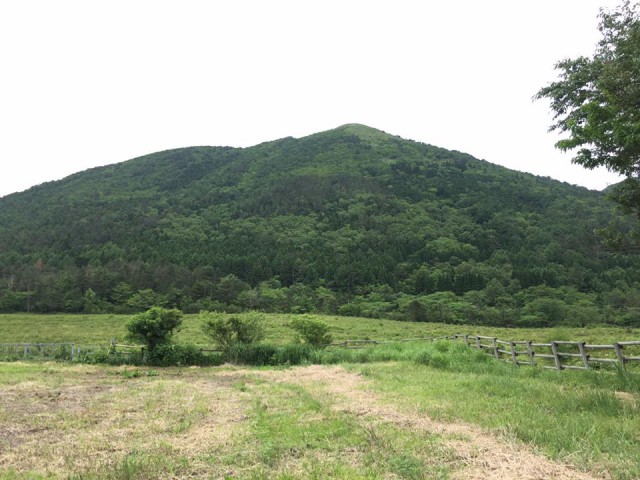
[0,0,626,198]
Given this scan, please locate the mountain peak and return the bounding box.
[303,124,395,146]
[333,123,393,140]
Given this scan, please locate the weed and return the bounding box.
[121,369,142,379]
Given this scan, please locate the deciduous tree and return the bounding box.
[536,1,640,223]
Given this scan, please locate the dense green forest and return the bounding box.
[1,124,639,327]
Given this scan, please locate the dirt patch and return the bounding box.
[258,365,608,480]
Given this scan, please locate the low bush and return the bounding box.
[126,307,183,352]
[79,343,222,367]
[200,311,265,348]
[413,341,519,376]
[289,316,333,346]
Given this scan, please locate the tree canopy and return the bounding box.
[1,124,640,326]
[536,1,640,223]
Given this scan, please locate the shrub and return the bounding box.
[289,316,333,346]
[126,307,183,352]
[405,299,428,322]
[53,344,73,361]
[200,311,265,348]
[337,303,361,317]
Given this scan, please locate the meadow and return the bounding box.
[2,312,639,348]
[1,345,639,479]
[1,314,639,479]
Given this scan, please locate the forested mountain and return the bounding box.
[1,124,639,326]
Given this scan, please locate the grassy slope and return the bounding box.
[2,313,639,347]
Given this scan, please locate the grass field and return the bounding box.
[1,314,639,478]
[1,345,638,479]
[1,312,639,347]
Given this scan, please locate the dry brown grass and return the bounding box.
[0,364,257,478]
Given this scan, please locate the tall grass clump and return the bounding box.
[224,343,318,366]
[272,343,317,365]
[414,341,516,375]
[310,340,512,369]
[146,344,223,367]
[82,347,145,366]
[225,343,280,366]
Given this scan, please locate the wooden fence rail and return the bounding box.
[109,341,225,360]
[453,335,640,371]
[326,336,454,349]
[110,340,146,361]
[0,342,78,361]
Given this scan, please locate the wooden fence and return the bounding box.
[452,334,640,371]
[0,342,79,361]
[326,336,453,349]
[4,336,638,371]
[110,340,146,361]
[109,340,224,361]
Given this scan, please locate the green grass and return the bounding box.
[348,342,640,480]
[0,313,130,346]
[246,381,452,479]
[2,342,640,479]
[1,312,639,348]
[2,305,639,473]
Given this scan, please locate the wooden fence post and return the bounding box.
[475,336,482,350]
[509,341,518,366]
[578,342,589,369]
[614,343,625,370]
[526,341,535,366]
[550,341,563,370]
[492,338,499,359]
[464,335,470,346]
